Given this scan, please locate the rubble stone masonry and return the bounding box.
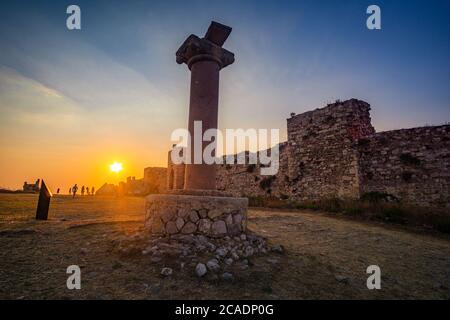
[286,99,375,201]
[358,126,450,208]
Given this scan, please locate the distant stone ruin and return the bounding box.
[95,183,118,196]
[167,99,450,209]
[23,179,40,193]
[118,167,166,196]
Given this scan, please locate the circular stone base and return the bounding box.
[166,189,233,197]
[145,193,248,238]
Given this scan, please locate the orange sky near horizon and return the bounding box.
[0,137,168,193]
[0,66,177,192]
[0,64,288,193]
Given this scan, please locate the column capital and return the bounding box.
[176,34,235,70]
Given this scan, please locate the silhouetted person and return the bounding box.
[57,188,60,194]
[86,188,90,196]
[72,184,78,198]
[81,185,85,196]
[91,187,95,195]
[69,187,72,194]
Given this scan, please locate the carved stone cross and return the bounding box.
[176,21,235,190]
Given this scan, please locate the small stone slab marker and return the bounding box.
[35,179,52,220]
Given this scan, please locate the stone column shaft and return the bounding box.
[185,60,220,190]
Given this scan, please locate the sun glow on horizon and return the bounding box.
[110,162,123,173]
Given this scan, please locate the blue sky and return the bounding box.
[0,0,449,189]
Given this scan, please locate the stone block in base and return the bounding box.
[145,193,248,237]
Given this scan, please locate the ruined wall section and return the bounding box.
[216,143,290,198]
[165,99,449,209]
[358,125,450,208]
[216,99,376,200]
[286,99,375,201]
[143,167,167,193]
[166,147,186,190]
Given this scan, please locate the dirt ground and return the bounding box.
[0,194,449,300]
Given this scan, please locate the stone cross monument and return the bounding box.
[145,21,248,238]
[175,21,234,190]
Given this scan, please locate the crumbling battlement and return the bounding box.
[286,99,375,201]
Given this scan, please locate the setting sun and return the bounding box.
[110,162,123,173]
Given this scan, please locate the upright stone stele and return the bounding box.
[36,179,52,220]
[145,21,248,238]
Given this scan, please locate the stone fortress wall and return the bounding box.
[167,99,450,209]
[358,125,450,208]
[285,99,375,201]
